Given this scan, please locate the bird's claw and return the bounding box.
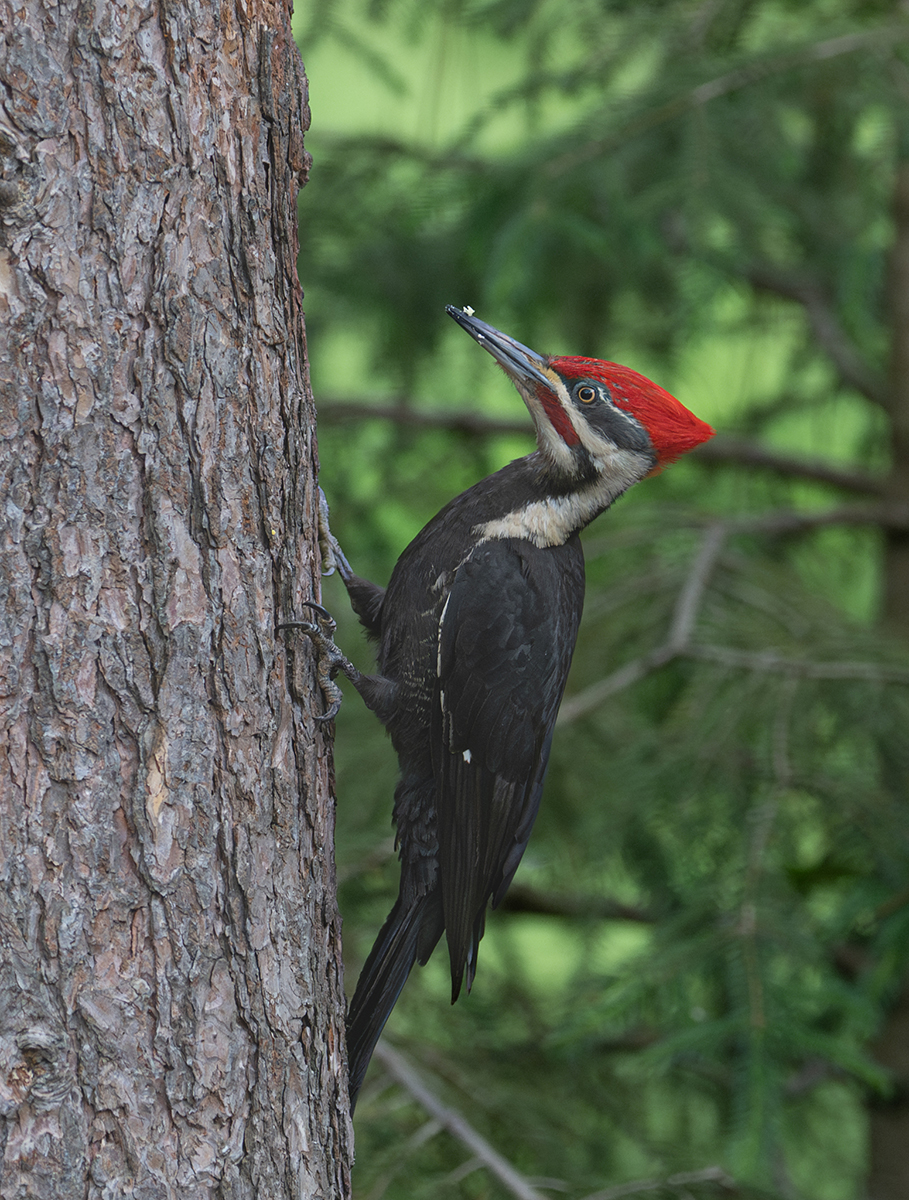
[315,686,344,724]
[280,602,351,721]
[300,599,337,638]
[318,488,353,579]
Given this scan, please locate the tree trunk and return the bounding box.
[862,160,909,1200]
[0,2,352,1197]
[868,974,909,1200]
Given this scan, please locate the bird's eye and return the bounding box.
[578,386,597,403]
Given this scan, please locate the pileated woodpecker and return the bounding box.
[295,308,714,1109]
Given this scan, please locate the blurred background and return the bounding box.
[293,3,909,1197]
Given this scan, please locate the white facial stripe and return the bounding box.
[521,371,640,471]
[515,378,577,472]
[562,383,648,466]
[472,450,645,547]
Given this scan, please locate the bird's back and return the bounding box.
[370,456,586,996]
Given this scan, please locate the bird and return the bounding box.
[293,307,714,1109]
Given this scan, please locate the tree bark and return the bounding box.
[868,974,909,1200]
[0,2,352,1197]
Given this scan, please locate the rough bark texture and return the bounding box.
[0,2,352,1197]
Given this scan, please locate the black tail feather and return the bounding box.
[346,891,442,1109]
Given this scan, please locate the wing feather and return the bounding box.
[431,537,584,999]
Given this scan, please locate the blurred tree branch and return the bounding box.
[580,1165,738,1200]
[559,523,726,723]
[696,438,885,495]
[547,27,901,178]
[317,400,886,495]
[317,398,535,437]
[371,1042,550,1200]
[744,265,887,407]
[685,645,909,682]
[560,516,909,724]
[499,882,655,923]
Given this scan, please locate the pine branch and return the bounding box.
[593,1028,661,1053]
[557,643,680,724]
[371,1042,551,1200]
[317,399,886,495]
[365,1117,444,1200]
[875,883,909,922]
[685,644,909,683]
[744,264,887,407]
[666,524,728,647]
[498,881,655,923]
[730,503,909,534]
[559,513,909,725]
[317,397,534,438]
[548,26,901,177]
[579,1165,738,1200]
[559,525,727,724]
[695,437,883,495]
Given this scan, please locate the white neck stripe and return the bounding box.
[472,453,643,547]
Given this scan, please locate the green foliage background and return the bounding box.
[294,2,909,1196]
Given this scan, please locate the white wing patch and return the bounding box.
[436,591,452,680]
[462,748,472,763]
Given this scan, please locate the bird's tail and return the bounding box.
[346,890,442,1109]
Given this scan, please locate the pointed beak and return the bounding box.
[446,306,554,393]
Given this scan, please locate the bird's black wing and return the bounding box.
[431,536,584,1000]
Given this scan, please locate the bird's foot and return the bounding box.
[280,601,359,721]
[318,488,353,580]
